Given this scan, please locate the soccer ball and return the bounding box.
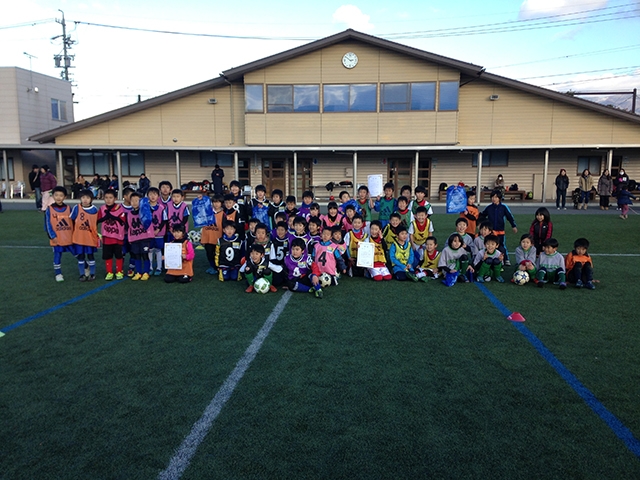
[188,230,201,245]
[254,278,271,294]
[319,273,332,288]
[513,270,530,285]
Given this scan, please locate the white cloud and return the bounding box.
[332,5,374,32]
[519,0,608,19]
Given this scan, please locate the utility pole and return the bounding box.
[52,10,75,82]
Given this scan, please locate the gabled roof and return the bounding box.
[30,29,640,143]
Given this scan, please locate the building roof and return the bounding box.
[29,29,640,143]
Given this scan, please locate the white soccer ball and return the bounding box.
[319,272,332,288]
[188,230,201,244]
[254,277,271,294]
[513,270,530,286]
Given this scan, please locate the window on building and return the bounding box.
[267,85,320,113]
[323,84,377,112]
[472,150,509,167]
[381,83,436,111]
[238,157,250,187]
[200,152,234,168]
[78,152,110,176]
[577,156,601,176]
[438,81,459,111]
[120,152,145,176]
[245,85,264,112]
[51,99,68,121]
[0,157,14,181]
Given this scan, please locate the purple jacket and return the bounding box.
[40,172,57,191]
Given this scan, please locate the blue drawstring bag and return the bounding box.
[442,271,458,287]
[138,197,153,230]
[191,196,215,228]
[446,185,468,214]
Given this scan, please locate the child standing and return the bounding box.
[147,187,168,275]
[395,196,414,228]
[479,191,517,266]
[70,190,99,281]
[126,193,154,281]
[320,201,344,230]
[460,192,479,235]
[268,189,285,230]
[166,189,190,240]
[298,190,315,218]
[473,234,504,283]
[410,185,433,218]
[251,184,270,226]
[98,189,127,280]
[565,238,595,289]
[164,225,195,283]
[284,195,299,221]
[201,195,225,275]
[356,185,374,229]
[216,221,245,281]
[373,182,397,228]
[45,186,74,282]
[616,183,637,219]
[388,226,417,281]
[529,207,553,255]
[158,181,173,206]
[535,238,566,289]
[514,234,537,280]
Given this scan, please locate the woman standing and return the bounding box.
[578,169,594,210]
[597,169,613,210]
[39,165,57,212]
[554,169,570,210]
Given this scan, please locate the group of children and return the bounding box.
[45,180,596,294]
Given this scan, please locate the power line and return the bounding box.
[0,18,55,30]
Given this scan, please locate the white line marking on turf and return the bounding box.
[158,290,292,480]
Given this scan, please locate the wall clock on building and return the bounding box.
[342,52,358,69]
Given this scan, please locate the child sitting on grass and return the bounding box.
[565,237,595,290]
[388,226,417,281]
[345,214,369,277]
[243,243,277,293]
[514,234,537,281]
[216,220,245,282]
[474,234,504,283]
[285,238,323,298]
[314,227,347,285]
[535,238,566,290]
[366,220,392,281]
[164,225,195,283]
[438,233,473,286]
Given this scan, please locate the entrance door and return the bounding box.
[291,158,312,199]
[262,158,286,195]
[611,155,623,177]
[388,158,412,191]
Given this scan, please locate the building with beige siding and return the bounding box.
[23,29,640,202]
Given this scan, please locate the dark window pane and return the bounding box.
[267,85,293,112]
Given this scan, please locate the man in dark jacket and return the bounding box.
[211,165,224,195]
[28,164,42,209]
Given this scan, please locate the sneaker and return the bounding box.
[586,282,596,290]
[205,267,217,275]
[557,207,560,210]
[269,285,278,293]
[576,279,584,288]
[419,276,429,283]
[154,269,163,276]
[127,269,134,277]
[115,272,124,280]
[332,276,339,286]
[132,273,142,281]
[406,271,418,282]
[504,260,511,266]
[496,276,505,283]
[537,280,544,288]
[84,267,90,277]
[79,275,87,282]
[432,273,440,279]
[88,274,96,282]
[315,288,323,299]
[141,273,150,281]
[559,282,567,290]
[55,274,64,282]
[105,272,115,281]
[476,276,485,283]
[245,285,254,293]
[563,207,567,210]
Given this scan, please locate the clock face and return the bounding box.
[342,52,358,69]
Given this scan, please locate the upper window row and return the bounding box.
[245,82,459,113]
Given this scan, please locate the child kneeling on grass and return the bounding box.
[285,238,323,298]
[535,238,566,290]
[565,237,595,290]
[415,236,440,281]
[474,234,504,283]
[438,233,474,286]
[243,243,278,293]
[164,225,195,283]
[388,226,417,281]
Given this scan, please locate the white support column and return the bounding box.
[414,151,419,188]
[234,152,239,182]
[542,149,549,202]
[353,151,358,197]
[116,151,123,200]
[57,150,64,187]
[175,151,181,188]
[607,149,613,173]
[476,150,483,205]
[293,152,298,199]
[2,150,8,195]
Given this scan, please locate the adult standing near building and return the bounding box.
[554,169,570,210]
[578,169,594,210]
[597,169,613,210]
[138,173,151,194]
[28,164,41,210]
[39,165,57,212]
[211,164,224,195]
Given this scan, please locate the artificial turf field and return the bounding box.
[1,209,640,479]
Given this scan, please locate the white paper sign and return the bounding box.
[356,241,375,268]
[164,243,183,270]
[368,174,384,198]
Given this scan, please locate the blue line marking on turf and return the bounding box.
[0,280,124,335]
[475,282,640,460]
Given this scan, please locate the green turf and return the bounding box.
[1,210,639,479]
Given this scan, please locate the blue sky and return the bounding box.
[2,0,639,120]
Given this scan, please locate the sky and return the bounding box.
[1,0,639,121]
